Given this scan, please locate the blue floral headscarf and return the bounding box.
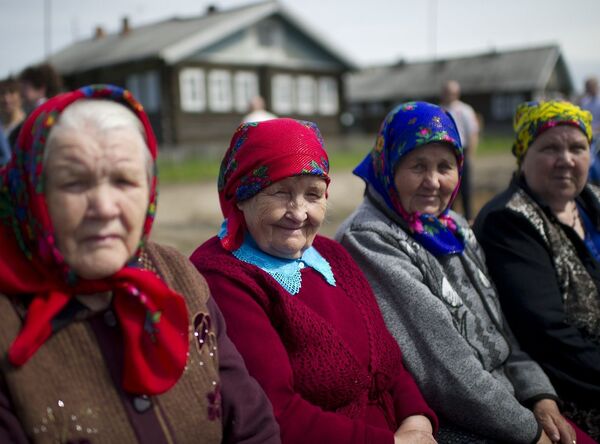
[354,101,465,256]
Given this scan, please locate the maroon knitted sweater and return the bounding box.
[191,235,437,444]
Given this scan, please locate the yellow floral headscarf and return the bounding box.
[513,100,593,164]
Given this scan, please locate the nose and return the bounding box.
[422,170,441,189]
[557,149,576,166]
[285,195,309,222]
[87,184,120,219]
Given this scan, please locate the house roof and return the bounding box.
[49,0,355,75]
[347,45,573,102]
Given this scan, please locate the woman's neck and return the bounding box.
[551,199,585,238]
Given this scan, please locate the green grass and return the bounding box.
[156,133,515,184]
[157,157,221,184]
[478,134,514,155]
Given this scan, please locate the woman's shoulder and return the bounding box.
[336,197,410,243]
[144,241,212,309]
[190,236,240,270]
[473,182,534,236]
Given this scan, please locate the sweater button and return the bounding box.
[133,395,152,413]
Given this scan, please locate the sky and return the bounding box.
[1,0,600,93]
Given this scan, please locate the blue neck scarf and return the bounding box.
[353,101,465,256]
[219,220,336,295]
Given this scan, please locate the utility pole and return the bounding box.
[429,0,438,60]
[44,0,52,59]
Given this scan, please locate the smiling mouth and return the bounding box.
[82,234,121,244]
[277,226,304,231]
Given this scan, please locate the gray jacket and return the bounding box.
[335,189,556,443]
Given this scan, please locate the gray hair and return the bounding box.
[44,99,153,180]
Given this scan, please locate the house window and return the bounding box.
[208,70,233,112]
[318,77,339,115]
[296,75,316,115]
[126,70,161,112]
[491,93,525,120]
[234,71,259,113]
[272,74,294,115]
[179,68,206,112]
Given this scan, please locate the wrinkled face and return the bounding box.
[521,125,590,206]
[0,88,22,115]
[237,175,327,259]
[393,143,459,216]
[45,126,150,279]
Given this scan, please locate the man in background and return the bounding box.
[580,76,600,185]
[242,96,276,123]
[441,80,480,220]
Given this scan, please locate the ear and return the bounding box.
[236,200,245,211]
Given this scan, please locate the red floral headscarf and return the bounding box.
[0,85,188,395]
[218,118,330,251]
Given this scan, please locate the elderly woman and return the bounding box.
[190,118,438,444]
[0,85,280,443]
[474,101,600,440]
[335,101,594,444]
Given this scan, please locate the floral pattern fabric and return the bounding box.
[353,101,465,256]
[512,100,593,164]
[217,118,330,251]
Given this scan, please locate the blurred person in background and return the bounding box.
[0,77,26,144]
[0,125,10,166]
[440,80,480,221]
[580,77,600,185]
[242,95,277,123]
[8,63,63,147]
[18,62,62,113]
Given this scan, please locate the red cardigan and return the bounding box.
[191,235,436,444]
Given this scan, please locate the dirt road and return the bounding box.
[151,153,516,255]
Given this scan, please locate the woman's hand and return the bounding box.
[533,399,576,444]
[537,430,554,444]
[394,415,437,444]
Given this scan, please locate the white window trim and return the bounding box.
[208,70,233,113]
[272,74,294,115]
[179,68,206,113]
[234,71,259,113]
[318,76,339,115]
[296,75,316,115]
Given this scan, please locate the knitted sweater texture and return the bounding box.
[191,235,436,444]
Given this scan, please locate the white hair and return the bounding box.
[44,99,153,179]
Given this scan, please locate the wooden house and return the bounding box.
[346,45,574,133]
[49,0,355,146]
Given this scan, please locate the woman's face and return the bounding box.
[521,125,590,206]
[393,143,459,216]
[45,126,150,279]
[237,175,327,259]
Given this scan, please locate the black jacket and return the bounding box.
[474,175,600,408]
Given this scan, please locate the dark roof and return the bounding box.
[49,0,354,75]
[347,45,573,102]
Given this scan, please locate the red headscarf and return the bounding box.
[217,118,330,251]
[0,85,188,395]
